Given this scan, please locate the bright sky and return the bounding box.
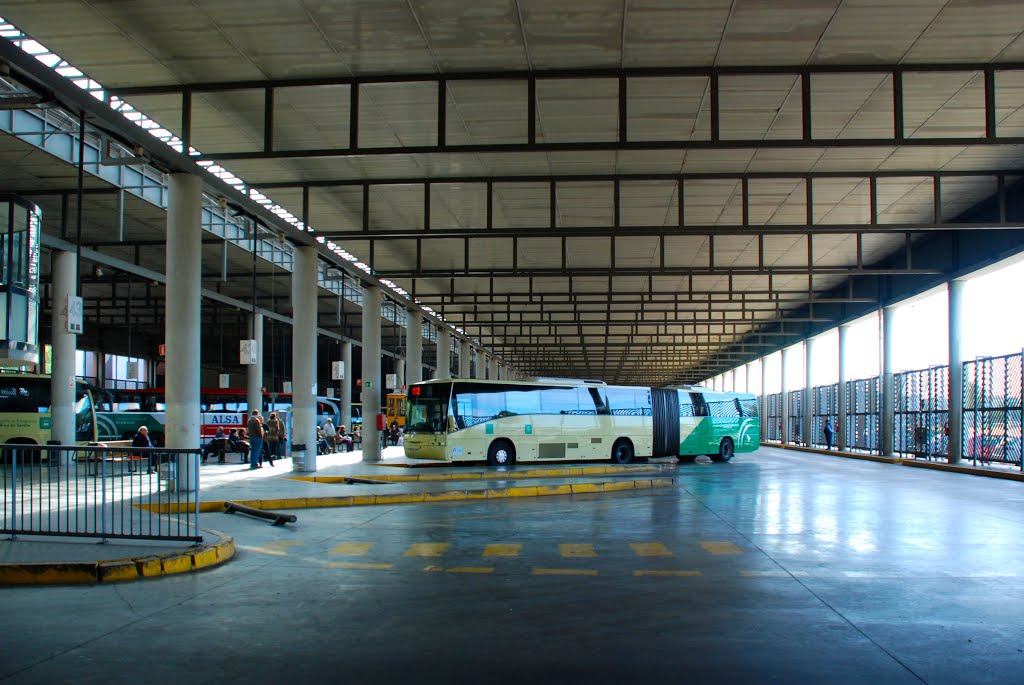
[711,255,1024,394]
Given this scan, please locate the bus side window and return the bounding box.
[679,392,695,417]
[689,392,709,417]
[589,387,610,415]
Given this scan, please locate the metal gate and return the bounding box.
[846,377,881,454]
[963,352,1023,468]
[788,389,804,444]
[766,392,782,442]
[894,365,949,459]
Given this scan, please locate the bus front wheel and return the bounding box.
[611,439,634,464]
[487,439,516,467]
[710,438,734,463]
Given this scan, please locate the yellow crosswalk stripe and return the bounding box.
[424,566,495,574]
[630,543,673,557]
[327,562,393,570]
[482,544,522,557]
[249,541,304,556]
[701,541,743,555]
[330,542,374,556]
[559,543,597,558]
[633,569,702,577]
[404,543,451,557]
[532,568,599,576]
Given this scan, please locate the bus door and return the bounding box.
[651,388,679,458]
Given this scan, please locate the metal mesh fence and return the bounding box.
[811,383,839,448]
[788,389,804,444]
[766,393,783,442]
[894,365,949,459]
[963,352,1023,467]
[846,377,881,454]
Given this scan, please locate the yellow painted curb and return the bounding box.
[136,556,163,577]
[508,486,539,497]
[422,490,469,502]
[160,553,193,575]
[0,561,99,585]
[191,547,219,569]
[98,559,139,583]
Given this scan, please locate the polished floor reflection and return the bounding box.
[2,447,1022,685]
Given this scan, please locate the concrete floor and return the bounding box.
[2,446,1023,684]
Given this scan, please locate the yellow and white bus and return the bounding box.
[0,372,99,458]
[403,378,760,465]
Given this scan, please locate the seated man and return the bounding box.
[228,429,250,462]
[203,427,230,464]
[316,426,330,455]
[337,424,354,452]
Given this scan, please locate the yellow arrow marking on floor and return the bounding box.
[330,542,374,556]
[560,543,597,558]
[483,544,522,557]
[327,562,393,570]
[701,541,743,555]
[532,568,599,576]
[248,541,304,556]
[404,543,451,557]
[630,543,673,557]
[633,570,702,577]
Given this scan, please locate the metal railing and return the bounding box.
[963,352,1023,469]
[811,383,839,449]
[894,365,949,460]
[1,445,201,542]
[787,389,804,444]
[846,377,881,454]
[765,392,782,442]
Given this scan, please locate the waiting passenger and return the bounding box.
[337,424,354,452]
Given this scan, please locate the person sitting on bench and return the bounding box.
[337,424,354,452]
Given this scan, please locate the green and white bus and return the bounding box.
[403,378,760,465]
[0,372,99,457]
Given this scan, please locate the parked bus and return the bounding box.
[95,387,341,446]
[403,378,759,465]
[385,392,406,429]
[0,372,99,457]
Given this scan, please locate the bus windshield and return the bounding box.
[406,383,451,433]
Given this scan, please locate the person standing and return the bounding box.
[264,411,281,467]
[823,418,835,450]
[322,418,337,453]
[247,409,265,470]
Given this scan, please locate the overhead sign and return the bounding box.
[332,361,345,380]
[218,373,230,388]
[240,339,257,365]
[64,295,83,334]
[282,381,292,394]
[386,373,397,389]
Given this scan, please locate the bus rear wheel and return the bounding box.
[487,439,516,467]
[611,439,634,464]
[710,438,734,463]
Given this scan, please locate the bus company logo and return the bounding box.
[39,417,51,429]
[207,414,243,425]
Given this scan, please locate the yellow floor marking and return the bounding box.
[248,541,305,556]
[633,570,702,577]
[446,566,495,574]
[532,568,599,576]
[330,542,374,556]
[483,544,522,557]
[741,570,809,578]
[404,543,451,557]
[560,543,597,558]
[327,562,393,570]
[701,541,743,555]
[630,543,673,557]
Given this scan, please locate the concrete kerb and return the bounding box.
[0,529,235,586]
[765,442,1024,481]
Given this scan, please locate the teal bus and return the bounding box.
[403,378,760,465]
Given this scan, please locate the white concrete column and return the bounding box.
[460,339,471,378]
[406,309,423,386]
[948,280,965,463]
[838,324,850,451]
[804,337,814,447]
[291,245,318,471]
[247,313,264,421]
[489,356,499,380]
[165,173,202,491]
[781,347,791,444]
[361,285,382,462]
[760,358,769,440]
[436,328,451,380]
[395,358,406,391]
[743,363,751,394]
[50,250,77,458]
[474,349,484,379]
[881,307,896,457]
[341,341,352,430]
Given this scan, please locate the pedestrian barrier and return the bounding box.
[1,444,202,542]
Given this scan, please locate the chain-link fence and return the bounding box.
[846,377,881,454]
[963,352,1023,467]
[894,365,949,459]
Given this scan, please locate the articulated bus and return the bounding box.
[0,373,99,457]
[403,378,760,466]
[95,387,342,446]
